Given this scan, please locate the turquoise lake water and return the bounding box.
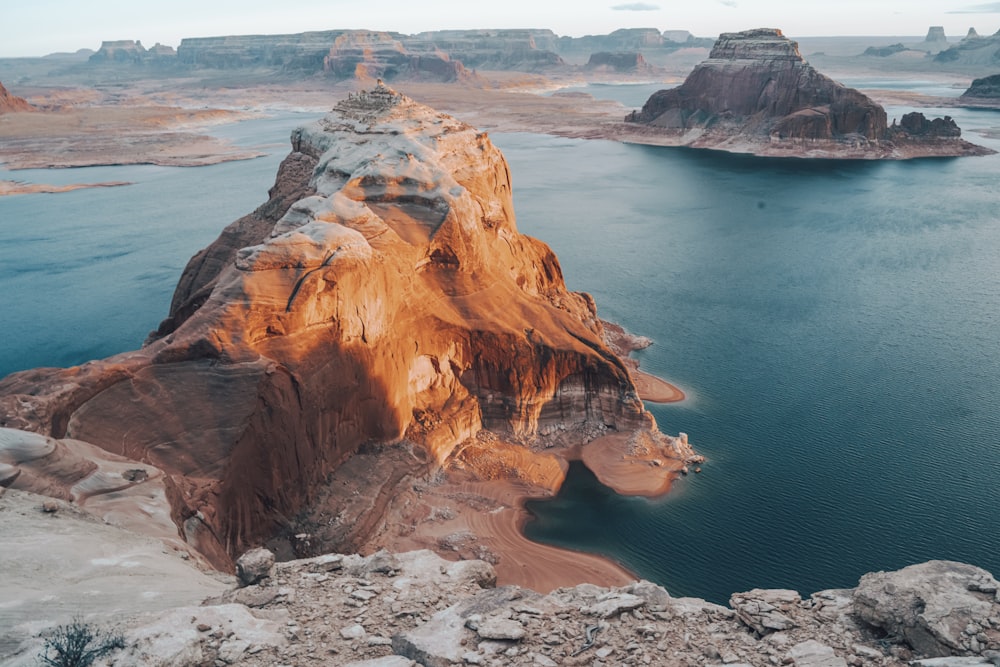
[2,87,998,604]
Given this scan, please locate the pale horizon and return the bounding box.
[2,0,999,58]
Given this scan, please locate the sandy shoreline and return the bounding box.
[0,107,264,169]
[0,179,131,196]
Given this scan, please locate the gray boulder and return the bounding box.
[235,547,275,586]
[852,560,1000,657]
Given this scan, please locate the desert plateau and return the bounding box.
[2,8,1000,667]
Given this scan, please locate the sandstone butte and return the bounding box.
[624,28,996,159]
[0,84,697,577]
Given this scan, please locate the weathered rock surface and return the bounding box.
[0,81,32,113]
[236,547,276,586]
[0,488,230,662]
[7,550,997,666]
[625,28,994,158]
[853,561,1000,658]
[0,85,672,574]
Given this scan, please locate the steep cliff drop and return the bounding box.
[0,84,696,585]
[624,28,994,158]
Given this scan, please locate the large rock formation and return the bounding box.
[624,28,993,158]
[0,81,33,113]
[0,85,674,572]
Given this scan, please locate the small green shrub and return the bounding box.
[38,619,125,667]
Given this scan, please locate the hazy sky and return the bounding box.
[2,0,1000,57]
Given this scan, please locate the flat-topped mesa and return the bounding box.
[707,27,804,61]
[625,28,994,158]
[0,85,667,569]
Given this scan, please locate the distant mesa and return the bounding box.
[585,51,651,72]
[89,39,176,65]
[175,29,566,78]
[75,27,712,80]
[321,31,479,84]
[925,26,948,44]
[624,28,993,159]
[863,42,913,58]
[935,27,1000,65]
[0,81,33,113]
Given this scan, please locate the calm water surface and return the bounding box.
[2,92,999,605]
[497,91,1000,603]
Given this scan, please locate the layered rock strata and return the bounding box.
[322,31,478,83]
[625,28,993,158]
[0,85,686,572]
[8,546,999,666]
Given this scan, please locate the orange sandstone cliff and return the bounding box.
[0,85,692,570]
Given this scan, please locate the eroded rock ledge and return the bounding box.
[11,547,998,667]
[624,28,994,159]
[0,84,692,574]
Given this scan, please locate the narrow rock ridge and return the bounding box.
[0,85,688,571]
[625,28,995,159]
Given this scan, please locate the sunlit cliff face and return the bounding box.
[0,86,652,566]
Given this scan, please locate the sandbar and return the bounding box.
[633,369,686,403]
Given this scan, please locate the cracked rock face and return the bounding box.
[853,561,1000,658]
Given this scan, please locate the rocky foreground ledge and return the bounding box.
[5,530,999,666]
[623,28,995,159]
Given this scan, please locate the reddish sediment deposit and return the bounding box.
[624,28,994,158]
[0,85,695,578]
[0,81,33,113]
